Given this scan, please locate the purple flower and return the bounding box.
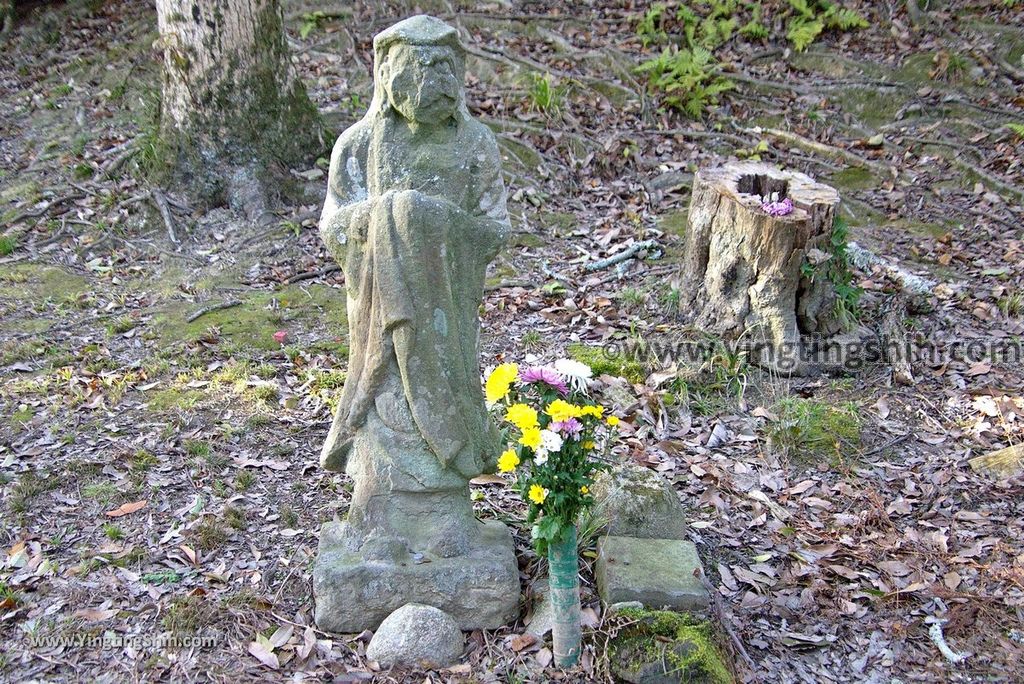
[519,366,568,396]
[761,197,794,217]
[551,418,583,438]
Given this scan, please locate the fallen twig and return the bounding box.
[744,126,890,176]
[847,241,936,296]
[697,569,756,672]
[149,189,179,244]
[584,240,658,272]
[928,621,969,665]
[186,300,242,323]
[5,192,86,226]
[284,264,340,284]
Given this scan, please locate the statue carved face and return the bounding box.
[382,44,460,125]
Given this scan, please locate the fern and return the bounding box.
[823,6,868,30]
[637,3,669,47]
[1006,123,1024,137]
[788,0,816,19]
[787,17,824,51]
[740,3,769,39]
[637,47,735,119]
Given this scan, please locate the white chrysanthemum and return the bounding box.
[539,429,563,454]
[553,358,592,393]
[534,449,549,465]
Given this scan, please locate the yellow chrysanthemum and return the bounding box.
[528,484,548,505]
[546,399,582,422]
[580,485,589,494]
[580,405,605,418]
[497,449,520,473]
[583,440,596,450]
[519,427,542,450]
[485,363,519,404]
[505,403,539,431]
[606,415,620,427]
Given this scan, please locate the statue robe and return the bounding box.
[319,110,509,480]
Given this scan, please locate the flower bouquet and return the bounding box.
[484,359,620,667]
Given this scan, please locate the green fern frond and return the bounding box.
[787,18,823,51]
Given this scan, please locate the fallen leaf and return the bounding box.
[536,647,553,667]
[510,633,538,652]
[105,500,147,518]
[74,607,118,621]
[248,636,280,669]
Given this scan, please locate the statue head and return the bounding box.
[370,15,466,126]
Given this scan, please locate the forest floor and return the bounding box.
[1,0,1023,682]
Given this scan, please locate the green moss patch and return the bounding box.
[568,343,646,384]
[0,264,91,312]
[610,607,732,684]
[153,283,346,352]
[767,397,861,463]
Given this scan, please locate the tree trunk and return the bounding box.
[155,0,326,215]
[678,161,842,374]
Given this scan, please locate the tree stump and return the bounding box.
[678,161,842,374]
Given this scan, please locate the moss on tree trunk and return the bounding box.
[155,0,327,214]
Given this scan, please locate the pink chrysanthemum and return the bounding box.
[519,366,569,396]
[551,418,583,438]
[761,197,794,217]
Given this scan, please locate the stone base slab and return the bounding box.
[596,535,709,613]
[313,519,520,633]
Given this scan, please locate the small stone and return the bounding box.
[596,536,709,613]
[366,603,464,670]
[592,462,688,540]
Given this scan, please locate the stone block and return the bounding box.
[592,462,688,540]
[314,519,520,633]
[596,536,709,613]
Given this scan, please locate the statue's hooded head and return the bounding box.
[370,15,467,126]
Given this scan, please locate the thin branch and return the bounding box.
[186,300,242,324]
[149,189,179,244]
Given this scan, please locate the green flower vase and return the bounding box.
[549,525,581,667]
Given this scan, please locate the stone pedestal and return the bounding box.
[313,519,520,632]
[596,536,709,613]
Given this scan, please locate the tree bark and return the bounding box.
[155,0,326,214]
[678,161,842,374]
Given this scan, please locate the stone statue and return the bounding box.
[312,15,520,633]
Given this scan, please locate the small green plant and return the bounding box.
[142,570,181,585]
[0,580,20,606]
[636,3,669,46]
[0,235,16,255]
[105,316,135,336]
[299,10,332,38]
[930,50,970,82]
[1006,123,1024,138]
[786,0,867,52]
[636,47,735,118]
[235,469,257,491]
[102,523,125,541]
[82,482,118,505]
[223,505,246,530]
[801,216,862,328]
[194,518,228,550]
[280,505,299,528]
[999,292,1023,317]
[524,72,566,116]
[521,330,543,350]
[768,397,861,461]
[184,439,210,458]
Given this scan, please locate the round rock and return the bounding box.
[366,603,464,669]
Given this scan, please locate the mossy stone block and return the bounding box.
[596,536,709,613]
[610,607,732,684]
